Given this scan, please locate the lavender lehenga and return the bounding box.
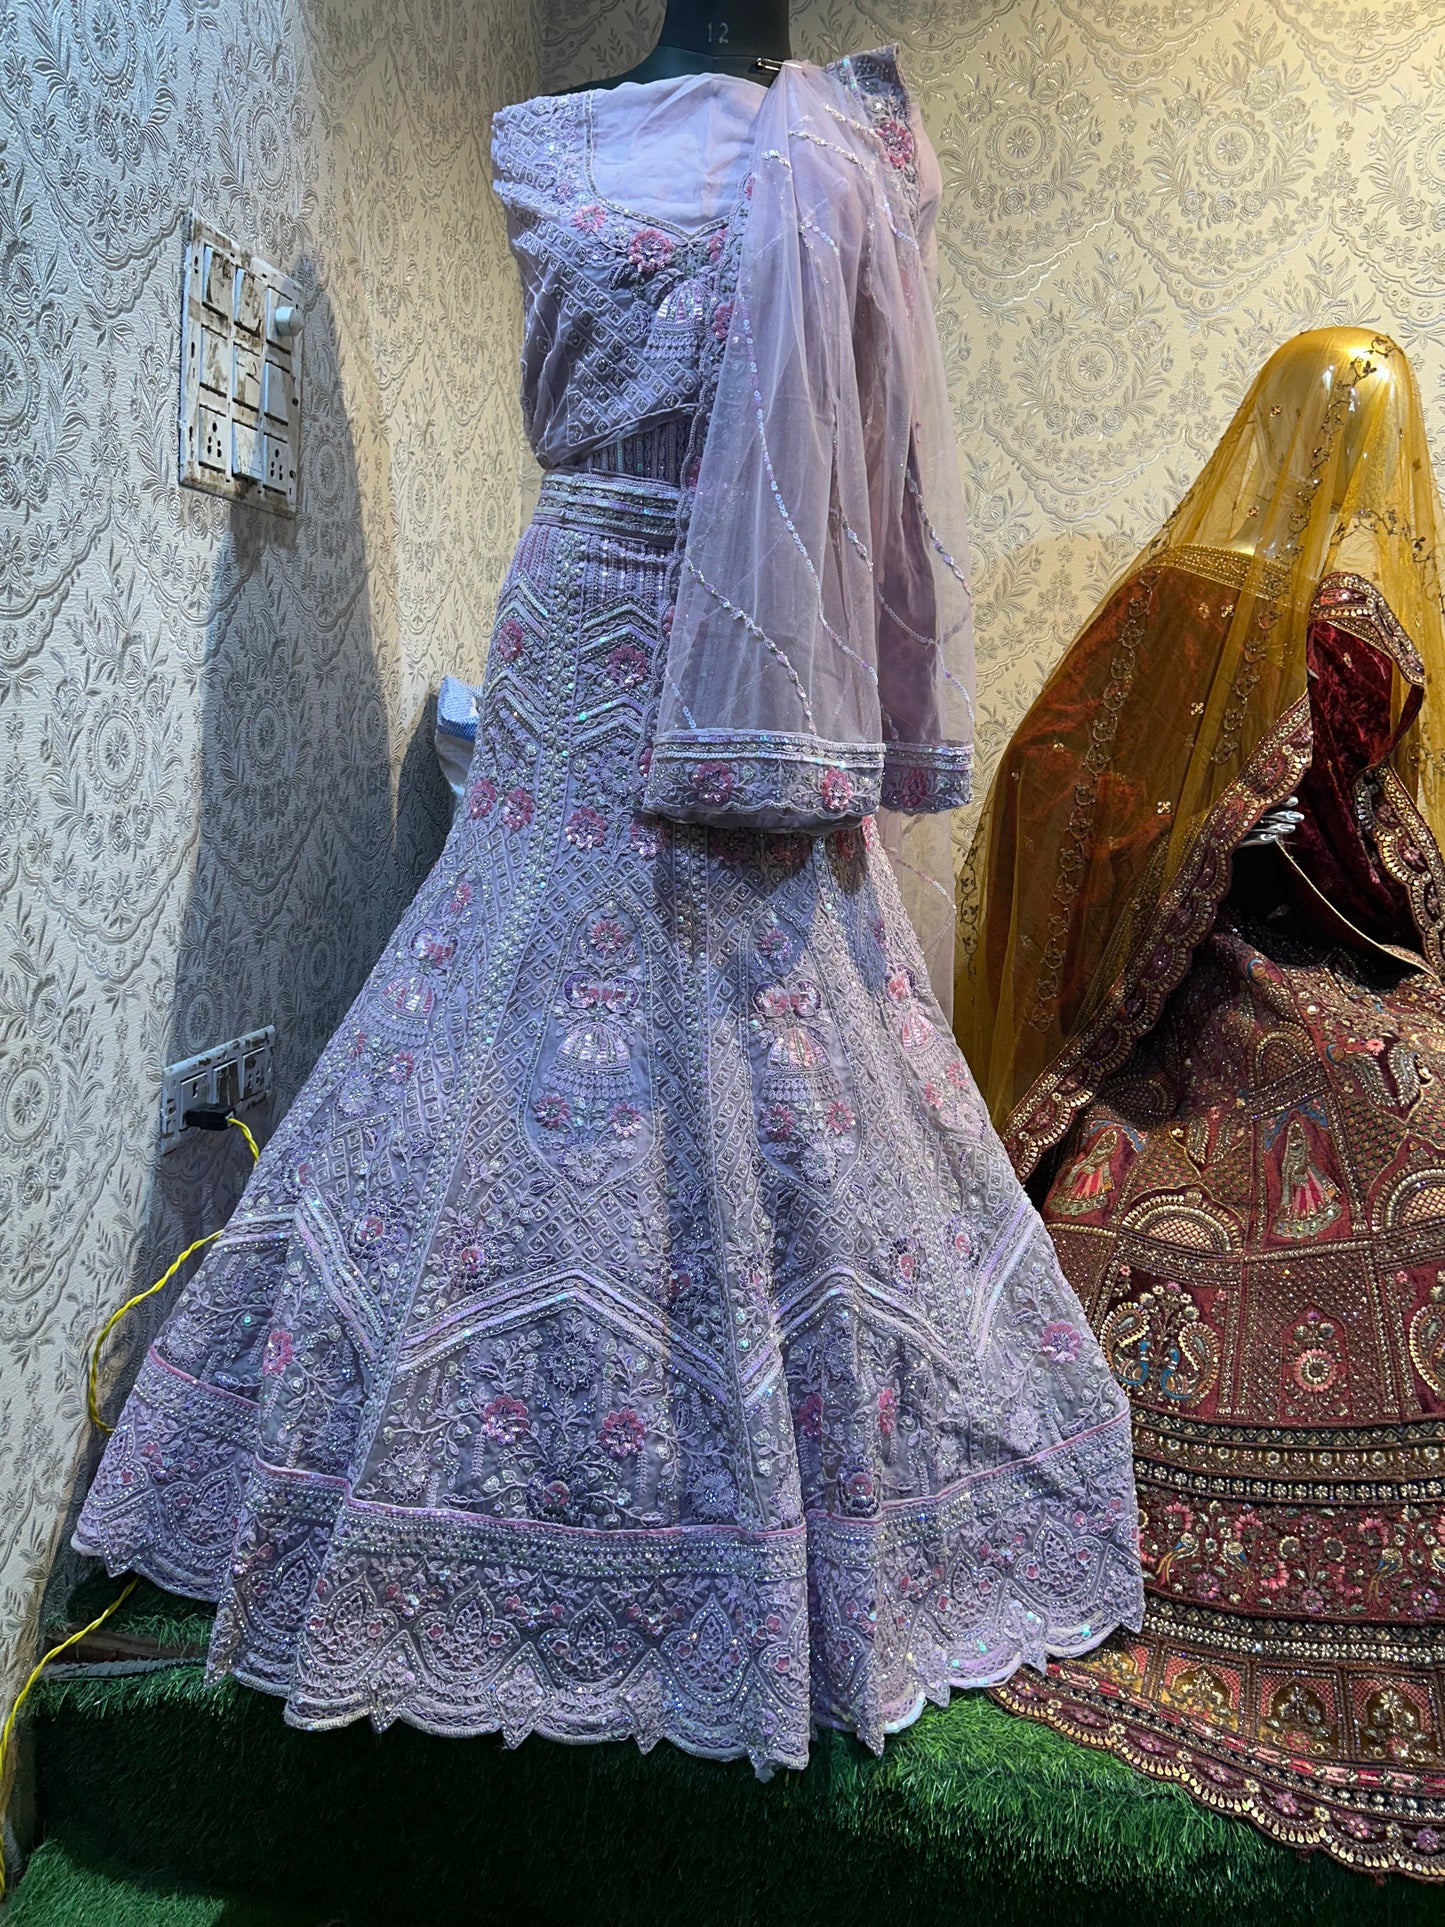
[76,51,1142,1773]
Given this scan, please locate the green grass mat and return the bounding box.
[16,1575,1440,1927]
[7,1838,336,1927]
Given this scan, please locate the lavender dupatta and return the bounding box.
[642,55,974,847]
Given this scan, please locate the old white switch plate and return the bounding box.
[179,215,302,515]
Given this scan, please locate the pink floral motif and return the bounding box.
[877,1386,898,1437]
[571,202,607,233]
[605,642,648,688]
[354,1213,385,1243]
[609,1100,642,1138]
[450,881,473,912]
[876,116,915,170]
[600,1408,646,1458]
[796,1392,823,1439]
[885,966,913,1005]
[588,914,630,957]
[764,1103,796,1141]
[481,1396,530,1444]
[891,763,933,809]
[412,930,456,966]
[502,787,534,830]
[711,298,734,343]
[468,776,497,820]
[565,806,608,849]
[826,1099,855,1134]
[819,767,855,814]
[844,1468,877,1508]
[261,1329,293,1377]
[627,226,674,276]
[630,819,664,858]
[533,1093,570,1130]
[691,761,735,806]
[1040,1320,1084,1364]
[494,616,526,663]
[707,226,728,263]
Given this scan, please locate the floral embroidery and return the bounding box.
[565,806,608,850]
[501,786,534,830]
[875,115,914,170]
[605,642,648,688]
[481,1396,530,1444]
[626,227,674,277]
[525,901,652,1186]
[494,616,526,663]
[691,761,735,805]
[600,1408,646,1458]
[1040,1320,1084,1364]
[571,202,607,233]
[261,1329,293,1376]
[711,298,734,343]
[819,767,855,813]
[467,776,497,819]
[746,914,861,1187]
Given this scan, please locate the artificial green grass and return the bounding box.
[16,1577,1443,1926]
[7,1838,332,1927]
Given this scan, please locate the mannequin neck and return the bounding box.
[599,0,791,87]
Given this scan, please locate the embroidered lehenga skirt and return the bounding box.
[75,468,1141,1774]
[998,881,1445,1873]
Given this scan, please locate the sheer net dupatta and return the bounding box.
[956,327,1445,1174]
[642,54,975,982]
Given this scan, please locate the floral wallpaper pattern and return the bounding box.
[6,0,1445,1825]
[0,0,534,1785]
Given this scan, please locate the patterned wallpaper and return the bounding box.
[0,0,535,1779]
[6,0,1445,1827]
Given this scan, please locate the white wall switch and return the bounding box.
[180,215,302,516]
[159,1026,276,1154]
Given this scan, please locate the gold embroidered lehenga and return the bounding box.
[957,329,1445,1876]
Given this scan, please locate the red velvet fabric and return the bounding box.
[1292,618,1418,946]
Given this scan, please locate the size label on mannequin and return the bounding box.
[708,17,730,44]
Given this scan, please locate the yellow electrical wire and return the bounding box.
[0,1577,139,1901]
[87,1114,260,1435]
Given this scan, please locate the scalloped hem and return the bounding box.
[206,1589,1145,1782]
[993,1665,1445,1882]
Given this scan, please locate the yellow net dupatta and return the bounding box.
[955,328,1445,1178]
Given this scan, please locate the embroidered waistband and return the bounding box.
[533,469,681,548]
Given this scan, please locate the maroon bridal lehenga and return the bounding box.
[961,328,1445,1877]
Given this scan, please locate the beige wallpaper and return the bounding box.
[7,0,1445,1826]
[0,0,535,1777]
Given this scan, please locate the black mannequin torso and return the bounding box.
[588,0,791,89]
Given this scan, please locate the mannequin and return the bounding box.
[597,0,791,86]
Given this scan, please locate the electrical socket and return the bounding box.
[159,1025,275,1154]
[198,406,228,470]
[263,433,291,493]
